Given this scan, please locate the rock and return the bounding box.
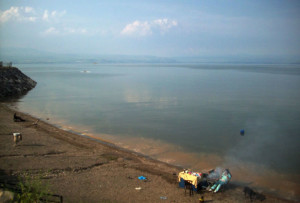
[0,67,37,100]
[0,189,15,203]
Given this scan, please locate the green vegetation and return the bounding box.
[17,174,52,203]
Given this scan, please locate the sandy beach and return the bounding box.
[0,102,295,203]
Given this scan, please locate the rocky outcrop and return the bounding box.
[0,67,37,100]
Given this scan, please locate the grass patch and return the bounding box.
[17,174,52,203]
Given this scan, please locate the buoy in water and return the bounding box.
[240,129,245,136]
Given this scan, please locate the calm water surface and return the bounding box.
[16,63,300,199]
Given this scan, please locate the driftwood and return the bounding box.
[32,119,40,126]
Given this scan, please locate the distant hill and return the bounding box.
[0,47,299,64]
[0,47,178,64]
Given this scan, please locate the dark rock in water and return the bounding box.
[0,67,37,100]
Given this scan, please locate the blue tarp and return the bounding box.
[138,176,147,180]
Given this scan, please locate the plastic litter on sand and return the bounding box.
[138,176,147,180]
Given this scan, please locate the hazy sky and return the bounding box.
[0,0,300,58]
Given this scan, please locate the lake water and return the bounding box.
[16,63,300,200]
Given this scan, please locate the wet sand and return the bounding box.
[0,102,296,202]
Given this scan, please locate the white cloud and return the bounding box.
[153,18,178,31]
[42,10,49,21]
[0,6,37,23]
[64,27,87,34]
[24,7,34,13]
[0,7,20,22]
[44,27,60,35]
[51,11,57,17]
[0,6,67,23]
[121,18,178,36]
[43,9,66,22]
[121,20,152,36]
[43,27,87,35]
[28,16,37,22]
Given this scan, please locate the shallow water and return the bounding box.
[16,63,300,200]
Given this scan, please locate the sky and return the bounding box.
[0,0,300,59]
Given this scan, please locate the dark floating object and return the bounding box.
[240,129,245,136]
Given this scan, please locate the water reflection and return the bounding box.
[123,88,178,109]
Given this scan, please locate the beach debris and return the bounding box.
[13,113,25,122]
[13,132,22,145]
[138,176,147,180]
[199,196,204,203]
[179,167,232,194]
[160,196,167,200]
[209,169,231,193]
[135,187,142,190]
[32,119,40,126]
[240,129,245,136]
